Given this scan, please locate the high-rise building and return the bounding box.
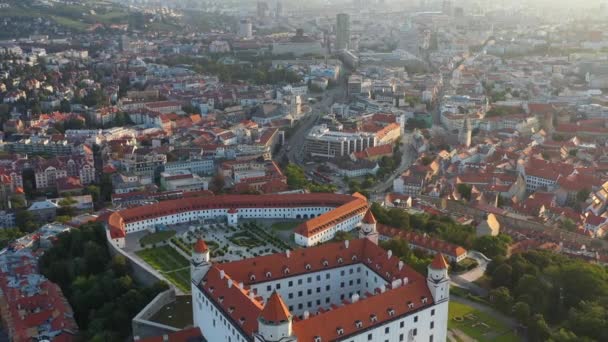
[257,1,270,19]
[275,1,283,18]
[459,115,472,147]
[238,19,253,39]
[336,13,350,50]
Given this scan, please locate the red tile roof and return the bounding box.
[362,209,377,224]
[137,327,203,342]
[108,194,365,239]
[194,239,208,253]
[260,292,291,323]
[430,254,449,269]
[199,239,432,340]
[376,224,467,258]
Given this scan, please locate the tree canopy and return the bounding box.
[38,223,168,340]
[485,250,608,341]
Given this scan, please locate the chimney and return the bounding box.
[303,310,310,319]
[248,291,255,300]
[239,282,244,289]
[403,277,409,285]
[163,335,169,342]
[220,270,225,279]
[134,337,140,341]
[387,250,393,259]
[380,285,386,293]
[344,240,349,249]
[351,293,360,303]
[228,279,233,288]
[398,260,404,270]
[286,250,291,258]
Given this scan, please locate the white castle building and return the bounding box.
[107,193,369,248]
[190,212,450,342]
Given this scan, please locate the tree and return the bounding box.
[512,301,531,324]
[489,286,513,313]
[490,263,513,288]
[528,314,551,342]
[209,173,226,193]
[472,234,512,259]
[60,99,71,113]
[15,210,39,233]
[456,183,472,201]
[84,185,101,203]
[576,189,590,203]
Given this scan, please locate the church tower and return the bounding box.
[191,239,211,288]
[254,291,296,342]
[359,208,379,245]
[427,253,450,304]
[459,115,472,147]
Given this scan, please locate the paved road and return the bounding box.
[451,251,491,296]
[369,134,417,194]
[276,86,345,165]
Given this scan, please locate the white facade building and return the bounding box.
[190,223,450,342]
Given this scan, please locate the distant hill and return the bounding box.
[0,0,150,32]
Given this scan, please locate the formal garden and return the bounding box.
[135,246,191,293]
[133,219,304,292]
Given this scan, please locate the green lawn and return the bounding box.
[136,246,191,292]
[271,221,302,231]
[140,230,177,246]
[448,301,520,342]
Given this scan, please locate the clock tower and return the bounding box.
[427,253,450,303]
[359,208,378,245]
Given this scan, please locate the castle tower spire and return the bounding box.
[254,291,296,342]
[359,208,379,244]
[191,238,211,288]
[427,253,450,303]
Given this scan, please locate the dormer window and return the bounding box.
[314,337,322,342]
[370,314,378,323]
[239,317,246,325]
[322,259,329,267]
[305,263,312,270]
[352,255,358,261]
[209,286,215,293]
[337,257,343,264]
[387,308,395,316]
[250,274,256,281]
[218,296,224,303]
[336,327,344,336]
[407,301,414,309]
[421,296,428,304]
[265,271,272,278]
[228,306,235,313]
[355,320,363,328]
[284,267,290,275]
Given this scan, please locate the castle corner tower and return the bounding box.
[359,208,379,244]
[254,291,296,342]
